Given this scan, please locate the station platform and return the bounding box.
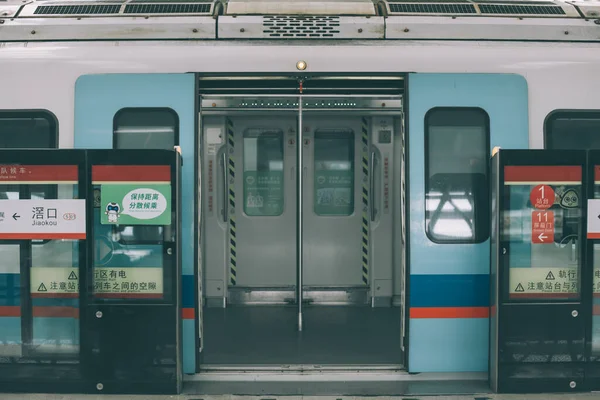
[1,394,600,400]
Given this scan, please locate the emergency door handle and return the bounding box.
[370,151,377,221]
[221,152,228,223]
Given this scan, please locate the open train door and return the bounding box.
[74,73,199,377]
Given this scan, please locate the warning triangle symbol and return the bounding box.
[546,271,555,280]
[37,283,47,292]
[515,283,525,292]
[68,271,78,280]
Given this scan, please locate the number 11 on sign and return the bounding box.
[532,210,554,244]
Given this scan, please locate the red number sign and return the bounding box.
[532,211,554,244]
[530,184,555,210]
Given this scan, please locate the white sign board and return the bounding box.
[588,199,600,239]
[0,199,86,239]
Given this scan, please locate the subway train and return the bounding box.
[0,0,600,394]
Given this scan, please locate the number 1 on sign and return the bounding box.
[539,185,544,199]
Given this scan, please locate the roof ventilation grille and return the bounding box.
[124,2,211,14]
[33,4,121,14]
[388,3,476,13]
[478,4,566,15]
[263,15,341,38]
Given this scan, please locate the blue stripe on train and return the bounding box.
[1,273,195,309]
[410,274,489,308]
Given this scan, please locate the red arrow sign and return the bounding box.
[532,211,554,244]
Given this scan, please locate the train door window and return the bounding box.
[112,108,178,244]
[545,111,600,150]
[425,107,490,243]
[113,108,178,150]
[314,130,355,216]
[0,111,57,148]
[242,128,284,217]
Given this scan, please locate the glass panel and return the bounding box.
[503,166,582,302]
[114,108,178,150]
[546,112,600,150]
[314,129,355,216]
[243,129,284,217]
[425,108,489,243]
[29,183,80,358]
[92,183,171,302]
[0,177,81,363]
[0,113,56,148]
[0,244,21,358]
[591,169,600,356]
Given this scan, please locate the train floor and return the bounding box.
[202,305,403,366]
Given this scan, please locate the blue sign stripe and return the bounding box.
[410,274,490,308]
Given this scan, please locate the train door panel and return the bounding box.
[233,117,296,289]
[74,73,196,374]
[370,116,395,306]
[303,117,364,288]
[407,73,529,372]
[202,116,229,306]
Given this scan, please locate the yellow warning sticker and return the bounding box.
[93,267,163,297]
[30,267,79,297]
[509,267,578,298]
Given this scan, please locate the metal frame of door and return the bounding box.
[200,94,402,331]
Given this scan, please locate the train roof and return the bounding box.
[0,0,599,42]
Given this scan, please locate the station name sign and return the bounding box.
[0,165,86,240]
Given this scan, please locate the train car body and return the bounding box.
[1,0,600,394]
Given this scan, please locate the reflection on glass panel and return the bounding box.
[314,130,354,216]
[425,109,489,243]
[113,108,177,244]
[30,240,80,356]
[0,244,21,358]
[114,108,178,150]
[29,183,80,358]
[93,185,167,301]
[243,129,284,217]
[0,113,56,148]
[546,112,600,150]
[503,168,581,302]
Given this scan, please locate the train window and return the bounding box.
[425,107,490,244]
[314,130,355,216]
[0,110,57,148]
[113,108,178,244]
[243,128,284,216]
[545,110,600,149]
[113,108,178,150]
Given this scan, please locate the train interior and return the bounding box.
[199,76,407,369]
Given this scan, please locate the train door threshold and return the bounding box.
[198,75,407,374]
[183,371,490,396]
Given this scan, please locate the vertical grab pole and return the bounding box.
[297,95,304,332]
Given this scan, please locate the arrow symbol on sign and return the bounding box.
[12,213,20,221]
[538,232,548,242]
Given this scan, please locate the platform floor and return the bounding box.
[202,305,403,365]
[1,394,600,400]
